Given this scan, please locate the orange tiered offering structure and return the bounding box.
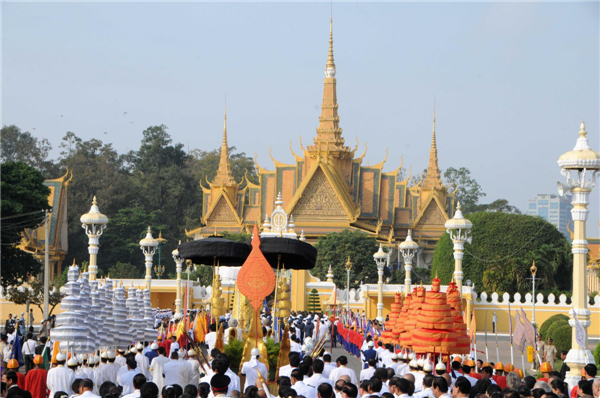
[446,281,470,354]
[393,292,411,346]
[412,277,457,355]
[381,294,402,344]
[400,285,426,349]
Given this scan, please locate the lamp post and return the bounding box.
[399,229,419,296]
[139,227,158,292]
[80,196,108,282]
[172,241,184,316]
[373,244,387,323]
[444,202,472,299]
[155,231,168,279]
[557,121,599,389]
[345,256,352,313]
[530,261,538,326]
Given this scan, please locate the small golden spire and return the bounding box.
[326,18,335,71]
[84,263,87,272]
[72,258,76,267]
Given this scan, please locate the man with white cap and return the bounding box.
[241,348,268,391]
[177,349,192,387]
[134,344,151,380]
[361,342,378,370]
[224,319,242,345]
[115,349,127,368]
[149,346,169,391]
[47,352,74,398]
[187,349,201,387]
[145,342,159,364]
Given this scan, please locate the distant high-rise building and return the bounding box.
[527,194,572,240]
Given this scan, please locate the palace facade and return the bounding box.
[186,22,456,264]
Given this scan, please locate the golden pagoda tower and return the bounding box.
[401,285,426,349]
[393,292,411,345]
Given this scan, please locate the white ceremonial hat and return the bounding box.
[409,359,418,368]
[188,349,196,356]
[251,348,260,357]
[101,351,108,359]
[107,350,116,359]
[301,345,308,352]
[151,343,159,350]
[368,341,375,347]
[136,343,144,350]
[56,352,67,362]
[130,347,138,354]
[417,358,424,367]
[67,357,79,366]
[391,353,398,359]
[423,361,433,372]
[436,361,446,371]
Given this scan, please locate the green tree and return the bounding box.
[443,167,486,214]
[1,162,52,288]
[312,230,380,288]
[307,289,322,312]
[4,278,65,316]
[107,261,144,279]
[221,231,251,243]
[1,125,57,177]
[431,212,572,296]
[472,199,522,214]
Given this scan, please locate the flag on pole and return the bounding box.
[513,310,525,352]
[572,308,587,352]
[11,334,24,365]
[469,308,477,344]
[519,308,536,348]
[508,302,513,344]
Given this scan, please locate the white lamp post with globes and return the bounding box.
[139,227,158,293]
[373,244,388,323]
[80,196,108,282]
[172,241,184,316]
[398,230,419,296]
[444,202,472,299]
[556,121,599,389]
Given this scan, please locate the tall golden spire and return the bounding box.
[422,106,443,190]
[310,18,349,156]
[212,106,237,187]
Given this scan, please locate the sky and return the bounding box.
[2,2,599,236]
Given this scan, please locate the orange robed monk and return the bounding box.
[25,355,48,398]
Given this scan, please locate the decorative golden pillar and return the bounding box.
[557,122,599,390]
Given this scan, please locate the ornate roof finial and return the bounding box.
[211,106,237,187]
[421,104,443,190]
[326,18,335,76]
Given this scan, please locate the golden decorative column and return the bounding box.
[444,202,472,299]
[557,122,599,389]
[139,227,158,292]
[80,196,108,281]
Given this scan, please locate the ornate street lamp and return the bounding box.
[139,227,158,292]
[444,202,472,299]
[345,256,352,313]
[80,196,109,282]
[373,244,387,322]
[529,261,539,326]
[398,229,419,296]
[557,121,600,388]
[172,241,184,316]
[155,231,168,279]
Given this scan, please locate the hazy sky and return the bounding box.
[3,2,599,236]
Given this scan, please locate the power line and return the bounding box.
[0,210,46,221]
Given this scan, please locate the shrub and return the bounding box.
[545,319,569,342]
[550,324,572,355]
[539,314,569,339]
[224,338,244,373]
[593,340,600,365]
[265,337,281,381]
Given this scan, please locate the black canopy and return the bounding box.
[177,237,251,266]
[253,237,317,270]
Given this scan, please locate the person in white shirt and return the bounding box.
[449,377,470,398]
[279,352,301,378]
[224,319,242,345]
[360,359,377,382]
[414,374,436,398]
[323,353,337,380]
[381,345,395,369]
[122,374,146,398]
[168,336,180,357]
[291,369,318,398]
[375,342,386,365]
[47,353,75,398]
[329,356,357,384]
[149,346,170,391]
[115,350,127,368]
[210,374,231,398]
[432,377,451,398]
[210,352,240,396]
[187,349,202,387]
[163,352,189,388]
[306,359,334,389]
[205,324,217,352]
[241,349,269,391]
[117,358,142,396]
[134,344,151,380]
[395,378,412,398]
[21,334,37,373]
[359,380,371,398]
[77,378,100,398]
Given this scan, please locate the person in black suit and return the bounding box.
[4,371,33,398]
[559,350,570,380]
